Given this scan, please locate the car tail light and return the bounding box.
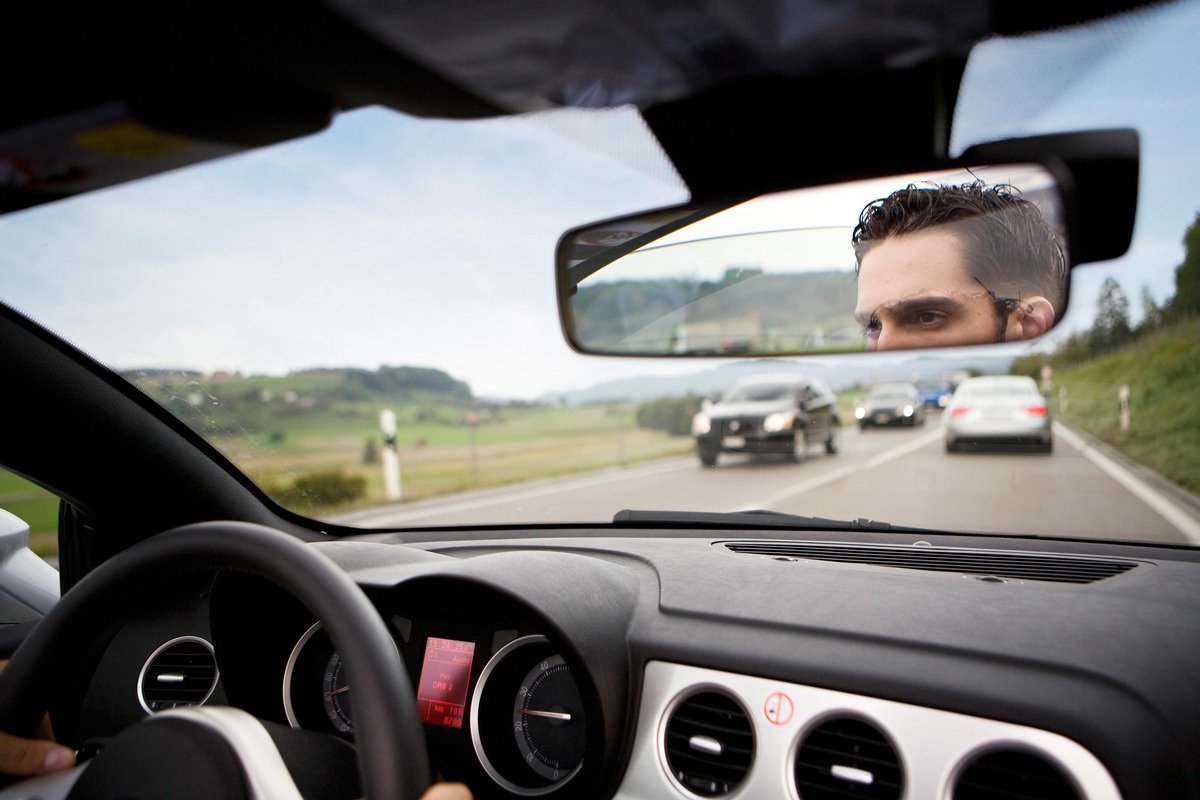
[949,407,971,417]
[1023,405,1048,416]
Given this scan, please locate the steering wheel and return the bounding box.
[0,521,430,800]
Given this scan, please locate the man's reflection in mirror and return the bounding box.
[851,182,1064,351]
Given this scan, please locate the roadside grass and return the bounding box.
[1050,318,1200,494]
[2,401,693,553]
[223,403,694,512]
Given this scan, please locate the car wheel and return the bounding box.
[825,423,840,454]
[0,522,429,800]
[791,432,808,463]
[945,438,959,452]
[698,445,719,467]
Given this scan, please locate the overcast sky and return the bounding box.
[1,0,1196,401]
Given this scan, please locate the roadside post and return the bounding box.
[1119,385,1131,431]
[380,409,402,501]
[463,412,479,484]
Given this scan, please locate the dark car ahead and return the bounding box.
[856,383,926,429]
[691,374,840,466]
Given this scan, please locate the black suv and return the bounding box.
[691,374,840,467]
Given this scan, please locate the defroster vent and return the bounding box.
[664,691,754,796]
[722,541,1138,584]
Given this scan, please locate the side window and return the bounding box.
[0,467,61,622]
[0,468,57,565]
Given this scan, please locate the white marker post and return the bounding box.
[1119,385,1131,432]
[380,410,402,501]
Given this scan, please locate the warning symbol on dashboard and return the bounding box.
[763,692,793,725]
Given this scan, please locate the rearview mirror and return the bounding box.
[557,164,1069,357]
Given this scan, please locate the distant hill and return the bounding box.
[547,354,1016,404]
[573,270,859,354]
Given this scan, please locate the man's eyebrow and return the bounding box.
[854,294,971,325]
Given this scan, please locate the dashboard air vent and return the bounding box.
[953,749,1081,800]
[794,716,903,800]
[664,691,754,796]
[138,637,219,713]
[722,541,1137,584]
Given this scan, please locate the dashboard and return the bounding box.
[56,529,1200,800]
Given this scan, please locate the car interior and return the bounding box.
[1,1,1198,799]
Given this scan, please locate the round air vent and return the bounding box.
[794,716,903,799]
[663,691,754,796]
[138,636,219,713]
[953,748,1081,800]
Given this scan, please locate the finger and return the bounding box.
[418,782,473,800]
[0,730,75,776]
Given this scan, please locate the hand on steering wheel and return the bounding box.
[0,522,450,800]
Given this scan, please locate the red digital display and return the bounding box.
[416,637,475,729]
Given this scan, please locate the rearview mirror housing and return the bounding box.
[556,129,1136,358]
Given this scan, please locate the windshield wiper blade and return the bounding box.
[611,509,937,533]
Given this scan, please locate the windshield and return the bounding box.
[721,384,798,403]
[2,2,1198,548]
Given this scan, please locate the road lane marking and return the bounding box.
[1053,422,1200,544]
[738,428,943,510]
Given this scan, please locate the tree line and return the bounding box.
[1016,212,1200,372]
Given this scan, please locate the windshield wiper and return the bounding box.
[612,509,939,533]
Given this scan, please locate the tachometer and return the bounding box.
[513,655,586,782]
[472,635,587,794]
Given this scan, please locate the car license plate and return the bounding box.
[876,413,892,423]
[723,436,745,448]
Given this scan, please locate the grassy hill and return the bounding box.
[1043,318,1200,493]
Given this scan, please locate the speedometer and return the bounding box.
[321,650,354,734]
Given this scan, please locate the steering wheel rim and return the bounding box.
[0,521,430,800]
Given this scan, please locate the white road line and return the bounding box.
[1053,422,1200,544]
[738,427,944,510]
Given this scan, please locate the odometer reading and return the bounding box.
[416,637,475,729]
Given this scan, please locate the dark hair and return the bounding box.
[851,181,1066,313]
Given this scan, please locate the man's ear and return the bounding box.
[1005,296,1056,341]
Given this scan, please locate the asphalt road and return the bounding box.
[337,421,1200,545]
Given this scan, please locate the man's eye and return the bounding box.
[861,317,881,338]
[911,310,948,327]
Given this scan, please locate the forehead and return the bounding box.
[855,229,977,311]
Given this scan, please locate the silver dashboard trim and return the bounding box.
[282,621,323,729]
[613,661,1121,800]
[136,635,218,715]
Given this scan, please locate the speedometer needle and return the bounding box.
[519,709,572,721]
[327,686,351,697]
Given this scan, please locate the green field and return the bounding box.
[228,401,695,512]
[1,393,698,554]
[0,471,58,557]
